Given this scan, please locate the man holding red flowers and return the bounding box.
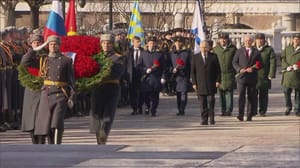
[170,36,191,116]
[138,36,165,117]
[233,35,263,122]
[281,33,300,116]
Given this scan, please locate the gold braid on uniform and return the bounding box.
[0,43,14,65]
[17,56,44,91]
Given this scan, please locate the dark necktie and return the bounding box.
[246,49,250,58]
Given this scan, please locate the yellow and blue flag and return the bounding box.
[127,0,145,46]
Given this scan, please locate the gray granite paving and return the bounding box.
[0,73,299,167]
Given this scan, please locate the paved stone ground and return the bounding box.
[0,73,299,167]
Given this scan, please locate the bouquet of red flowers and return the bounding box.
[175,58,185,69]
[141,59,160,81]
[235,61,262,78]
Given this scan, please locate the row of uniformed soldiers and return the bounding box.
[0,26,31,132]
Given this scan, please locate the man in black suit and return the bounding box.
[191,40,221,125]
[232,35,263,121]
[126,36,143,115]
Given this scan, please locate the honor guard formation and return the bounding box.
[1,26,300,144]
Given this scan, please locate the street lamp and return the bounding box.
[61,0,86,19]
[78,0,86,8]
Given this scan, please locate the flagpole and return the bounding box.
[61,0,65,20]
[109,0,113,30]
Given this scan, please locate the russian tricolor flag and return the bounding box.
[43,0,66,41]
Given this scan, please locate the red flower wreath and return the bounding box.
[60,36,101,79]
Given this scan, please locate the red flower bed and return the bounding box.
[60,36,101,79]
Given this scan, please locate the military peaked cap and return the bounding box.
[173,36,185,42]
[147,36,157,42]
[292,33,300,38]
[255,33,265,39]
[218,32,229,39]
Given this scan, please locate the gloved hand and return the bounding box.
[172,68,177,73]
[286,66,293,72]
[268,76,272,80]
[146,68,152,74]
[161,78,166,84]
[67,99,74,109]
[293,64,298,70]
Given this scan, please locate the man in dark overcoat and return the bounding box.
[34,35,75,144]
[170,36,191,116]
[126,36,143,115]
[254,33,277,116]
[213,33,237,116]
[138,36,165,116]
[20,34,46,143]
[90,33,125,144]
[281,33,300,116]
[191,40,221,125]
[232,35,263,122]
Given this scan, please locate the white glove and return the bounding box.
[172,68,177,73]
[293,64,298,70]
[161,78,166,84]
[67,99,74,109]
[146,68,152,74]
[268,77,272,80]
[286,66,293,72]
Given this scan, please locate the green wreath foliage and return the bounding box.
[18,65,43,91]
[75,52,112,91]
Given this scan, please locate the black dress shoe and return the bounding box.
[285,109,291,115]
[201,121,208,125]
[237,116,244,121]
[131,111,137,115]
[296,112,300,117]
[246,117,252,121]
[176,110,185,116]
[138,109,143,115]
[145,108,150,115]
[210,120,215,125]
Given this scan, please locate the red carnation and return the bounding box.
[176,58,185,66]
[254,61,262,70]
[297,60,300,67]
[27,67,39,77]
[153,59,160,67]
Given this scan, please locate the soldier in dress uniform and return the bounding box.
[254,33,277,116]
[0,28,14,131]
[34,35,75,144]
[90,33,125,144]
[160,30,175,96]
[170,36,191,116]
[138,36,165,116]
[20,34,46,143]
[213,32,237,116]
[281,33,300,116]
[5,26,27,129]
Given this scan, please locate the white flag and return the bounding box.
[191,0,206,54]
